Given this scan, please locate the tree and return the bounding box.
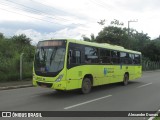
[11,34,32,53]
[142,41,160,61]
[97,19,106,25]
[0,33,4,39]
[0,34,35,81]
[153,35,160,41]
[12,34,31,45]
[82,33,96,42]
[129,31,150,51]
[110,19,124,26]
[96,26,128,48]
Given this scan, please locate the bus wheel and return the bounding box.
[81,78,92,94]
[123,74,129,86]
[55,90,63,93]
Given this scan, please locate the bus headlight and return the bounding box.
[55,74,63,82]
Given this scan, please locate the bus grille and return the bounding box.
[37,82,53,88]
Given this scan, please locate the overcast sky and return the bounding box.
[0,0,160,44]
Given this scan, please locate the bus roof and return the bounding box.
[39,39,141,54]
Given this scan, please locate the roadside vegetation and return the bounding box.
[0,33,35,82]
[154,117,160,120]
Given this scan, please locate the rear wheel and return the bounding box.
[81,78,92,94]
[123,74,129,86]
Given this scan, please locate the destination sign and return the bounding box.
[38,41,64,47]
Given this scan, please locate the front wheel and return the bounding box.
[81,78,92,94]
[123,74,129,86]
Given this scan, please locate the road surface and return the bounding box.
[0,71,160,120]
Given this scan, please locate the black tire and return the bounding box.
[55,89,64,93]
[81,78,92,94]
[123,74,129,86]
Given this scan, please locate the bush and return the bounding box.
[0,34,34,82]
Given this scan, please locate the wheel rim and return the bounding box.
[84,81,90,91]
[82,79,91,93]
[124,75,128,85]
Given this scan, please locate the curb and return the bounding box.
[0,84,33,90]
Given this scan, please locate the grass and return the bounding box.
[0,61,33,82]
[154,117,160,120]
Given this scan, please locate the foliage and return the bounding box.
[142,41,160,61]
[96,26,129,48]
[129,31,150,51]
[110,19,124,26]
[0,34,35,82]
[82,33,96,42]
[0,33,4,39]
[97,19,106,25]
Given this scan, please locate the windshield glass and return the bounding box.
[34,40,66,77]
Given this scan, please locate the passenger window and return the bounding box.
[99,49,111,64]
[111,51,120,64]
[75,51,81,64]
[134,54,140,64]
[121,53,140,65]
[85,46,98,63]
[120,52,128,64]
[129,54,134,64]
[70,49,81,64]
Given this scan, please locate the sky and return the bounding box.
[0,0,160,44]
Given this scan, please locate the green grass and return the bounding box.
[154,117,160,120]
[0,61,33,82]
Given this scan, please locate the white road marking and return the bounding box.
[137,82,152,88]
[64,95,112,110]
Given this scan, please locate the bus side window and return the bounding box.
[69,49,81,64]
[125,53,129,64]
[85,55,91,63]
[99,49,111,64]
[130,54,135,64]
[134,54,140,64]
[75,50,81,64]
[120,52,127,64]
[111,51,120,64]
[85,46,98,63]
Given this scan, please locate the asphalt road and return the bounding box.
[0,71,160,120]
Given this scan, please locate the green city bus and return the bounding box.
[33,39,142,94]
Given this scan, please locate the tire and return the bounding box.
[55,89,64,93]
[123,74,129,86]
[81,78,92,94]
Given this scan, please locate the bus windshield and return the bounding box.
[34,40,66,77]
